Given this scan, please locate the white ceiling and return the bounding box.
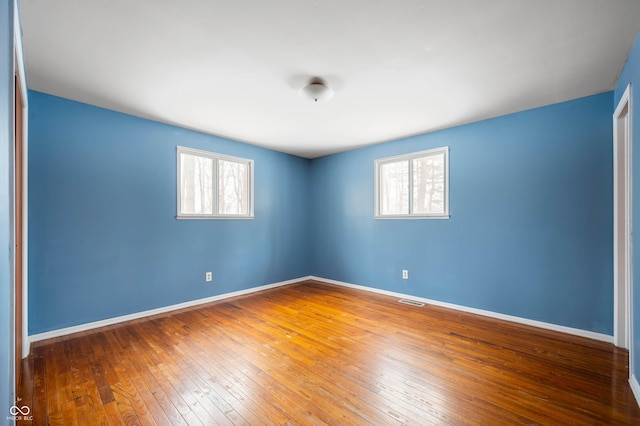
[19,0,640,158]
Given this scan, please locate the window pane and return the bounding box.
[380,160,409,215]
[412,153,445,214]
[180,153,213,214]
[218,159,248,215]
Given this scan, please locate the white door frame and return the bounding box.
[13,0,29,359]
[613,84,633,359]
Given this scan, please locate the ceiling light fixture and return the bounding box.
[299,78,333,103]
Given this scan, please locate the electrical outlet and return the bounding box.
[402,270,409,280]
[205,272,212,282]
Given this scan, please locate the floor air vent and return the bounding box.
[398,299,425,307]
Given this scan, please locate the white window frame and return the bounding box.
[177,146,254,219]
[375,146,449,219]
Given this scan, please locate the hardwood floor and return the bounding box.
[18,280,640,425]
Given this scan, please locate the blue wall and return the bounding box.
[615,32,640,384]
[28,91,311,334]
[310,92,614,335]
[30,90,615,337]
[1,0,15,415]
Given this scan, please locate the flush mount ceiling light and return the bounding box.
[299,78,333,103]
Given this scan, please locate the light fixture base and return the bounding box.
[299,79,333,103]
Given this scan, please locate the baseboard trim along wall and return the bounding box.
[30,275,614,346]
[309,276,614,344]
[631,375,640,408]
[28,276,310,343]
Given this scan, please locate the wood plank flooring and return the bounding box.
[18,280,640,425]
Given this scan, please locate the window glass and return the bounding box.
[412,152,445,215]
[180,153,213,215]
[380,160,409,215]
[177,147,253,219]
[218,159,248,215]
[375,147,449,219]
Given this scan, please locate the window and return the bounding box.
[375,147,449,218]
[177,146,253,219]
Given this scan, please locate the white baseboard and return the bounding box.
[631,374,640,408]
[29,276,313,343]
[30,274,614,347]
[309,276,614,344]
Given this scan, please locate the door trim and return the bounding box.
[13,73,23,388]
[613,84,633,361]
[13,0,29,360]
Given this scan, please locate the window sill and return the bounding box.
[374,215,450,220]
[176,215,255,220]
